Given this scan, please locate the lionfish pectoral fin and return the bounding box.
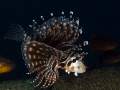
[4,23,27,42]
[21,41,60,88]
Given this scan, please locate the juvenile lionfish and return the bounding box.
[5,11,88,88]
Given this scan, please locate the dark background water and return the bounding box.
[0,0,120,89]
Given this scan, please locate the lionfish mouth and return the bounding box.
[4,11,88,88]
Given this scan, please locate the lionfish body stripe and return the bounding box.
[5,11,88,88]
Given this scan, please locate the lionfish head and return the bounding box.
[61,52,87,76]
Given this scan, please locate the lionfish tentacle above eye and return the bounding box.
[21,41,63,88]
[4,11,88,88]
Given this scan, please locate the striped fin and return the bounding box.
[29,17,81,51]
[21,41,63,88]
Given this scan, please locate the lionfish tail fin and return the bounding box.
[4,23,27,42]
